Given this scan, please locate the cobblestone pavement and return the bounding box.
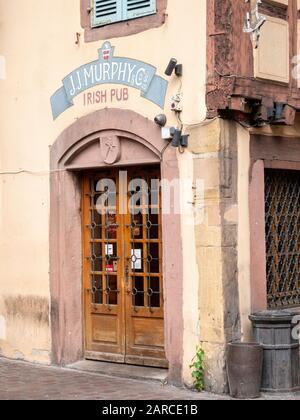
[0,358,299,400]
[0,358,223,400]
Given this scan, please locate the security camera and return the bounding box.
[154,114,167,127]
[165,58,178,76]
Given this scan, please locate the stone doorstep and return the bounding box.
[67,360,168,384]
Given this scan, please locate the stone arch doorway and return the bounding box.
[49,109,184,384]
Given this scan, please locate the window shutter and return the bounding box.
[125,0,157,21]
[91,0,122,27]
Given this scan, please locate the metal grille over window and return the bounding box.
[89,176,120,308]
[127,170,162,312]
[265,169,300,309]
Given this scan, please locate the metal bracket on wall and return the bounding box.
[243,0,266,49]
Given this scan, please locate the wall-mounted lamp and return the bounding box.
[171,129,182,148]
[154,114,167,127]
[180,135,189,148]
[165,58,183,77]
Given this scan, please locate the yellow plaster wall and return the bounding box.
[0,0,206,378]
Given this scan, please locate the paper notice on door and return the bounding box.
[105,244,114,256]
[131,249,142,270]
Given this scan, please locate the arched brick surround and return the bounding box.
[49,108,184,384]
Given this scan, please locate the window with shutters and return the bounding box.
[81,0,167,42]
[91,0,157,28]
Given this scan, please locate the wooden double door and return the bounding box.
[82,166,167,368]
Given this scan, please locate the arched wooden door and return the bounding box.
[82,165,167,368]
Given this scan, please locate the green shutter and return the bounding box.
[91,0,157,28]
[125,0,157,21]
[91,0,122,27]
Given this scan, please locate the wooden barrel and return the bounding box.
[250,310,300,392]
[227,342,263,399]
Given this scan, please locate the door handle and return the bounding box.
[125,264,129,291]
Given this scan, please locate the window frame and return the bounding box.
[81,0,167,43]
[264,168,300,309]
[249,134,300,313]
[91,0,157,29]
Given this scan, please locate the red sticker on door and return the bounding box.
[105,265,114,273]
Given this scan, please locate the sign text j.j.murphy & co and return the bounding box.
[50,42,168,119]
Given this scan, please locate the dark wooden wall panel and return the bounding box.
[206,0,300,125]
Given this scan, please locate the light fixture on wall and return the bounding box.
[154,114,167,127]
[180,135,189,148]
[171,129,182,148]
[165,58,183,77]
[172,131,189,149]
